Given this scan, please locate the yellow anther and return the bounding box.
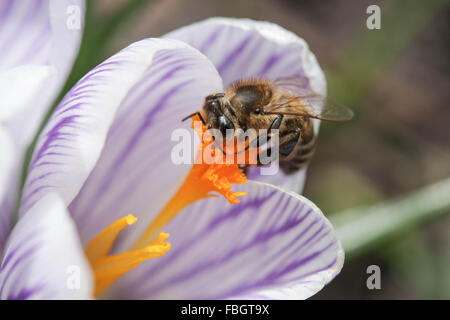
[85,215,170,297]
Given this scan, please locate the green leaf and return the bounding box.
[331,178,450,259]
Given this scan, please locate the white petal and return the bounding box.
[0,193,93,299]
[0,65,55,120]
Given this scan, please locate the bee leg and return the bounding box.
[254,115,284,166]
[252,116,294,167]
[181,111,206,125]
[241,115,284,152]
[279,129,301,158]
[268,115,284,131]
[256,114,283,146]
[211,135,227,155]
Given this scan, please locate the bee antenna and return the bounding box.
[181,111,206,125]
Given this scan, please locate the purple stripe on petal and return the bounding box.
[212,242,338,300]
[6,284,45,300]
[0,244,41,298]
[198,27,222,52]
[0,230,40,271]
[0,0,14,27]
[0,193,93,300]
[217,34,254,74]
[114,181,343,300]
[258,50,291,75]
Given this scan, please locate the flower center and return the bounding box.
[85,116,252,298]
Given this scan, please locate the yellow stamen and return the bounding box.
[85,214,137,264]
[85,215,170,297]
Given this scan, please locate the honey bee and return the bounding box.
[182,76,353,174]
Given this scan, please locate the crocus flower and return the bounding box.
[0,0,85,251]
[0,14,344,299]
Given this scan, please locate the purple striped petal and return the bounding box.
[0,0,85,251]
[112,181,343,300]
[0,193,93,300]
[165,17,326,194]
[164,18,326,92]
[21,38,223,245]
[0,0,85,148]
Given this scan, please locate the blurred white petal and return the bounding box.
[0,0,85,250]
[0,126,14,250]
[0,193,93,299]
[0,65,55,120]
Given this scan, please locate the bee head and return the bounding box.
[203,93,235,138]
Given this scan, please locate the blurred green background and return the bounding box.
[56,0,450,299]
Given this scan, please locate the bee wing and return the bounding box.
[263,94,354,122]
[265,77,354,122]
[273,75,313,95]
